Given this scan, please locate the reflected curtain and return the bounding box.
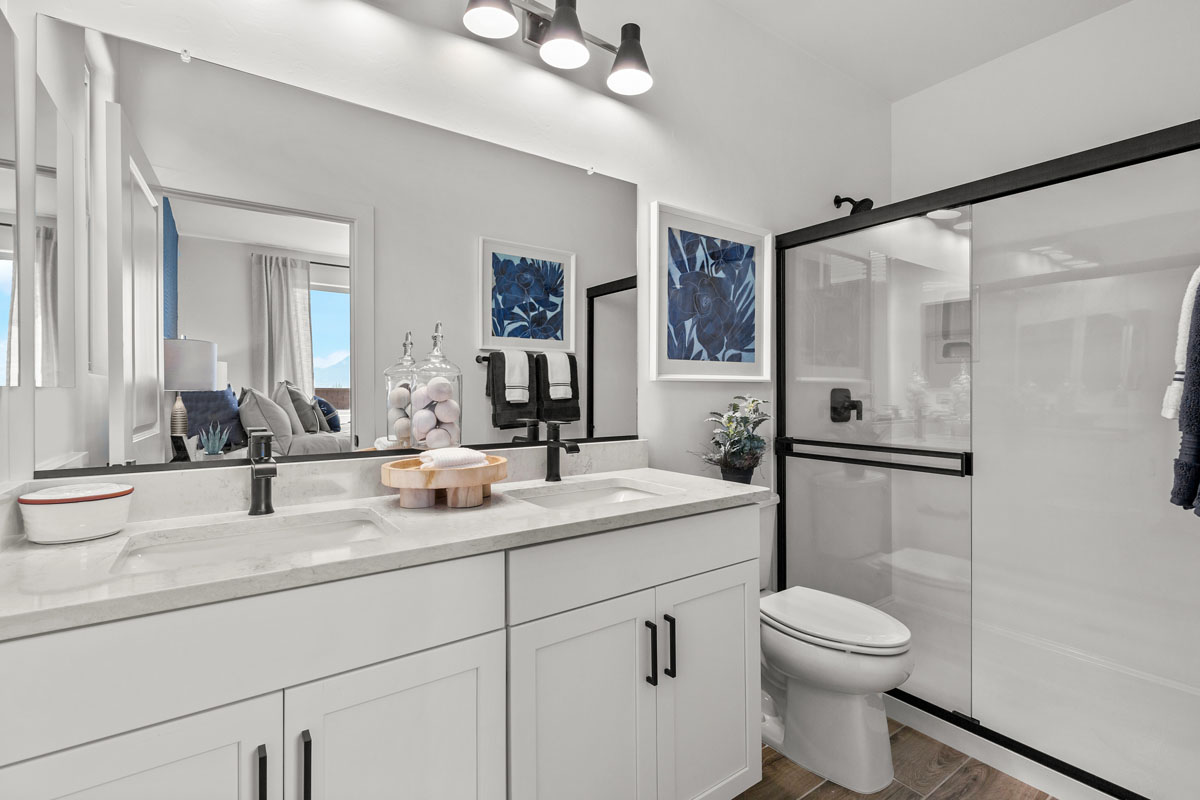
[250,252,313,397]
[5,225,59,385]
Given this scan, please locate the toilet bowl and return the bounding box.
[758,586,914,794]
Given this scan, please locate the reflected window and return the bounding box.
[310,287,350,417]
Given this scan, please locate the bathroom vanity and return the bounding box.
[0,469,765,800]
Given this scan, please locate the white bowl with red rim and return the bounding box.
[18,483,135,544]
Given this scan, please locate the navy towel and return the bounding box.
[486,351,537,429]
[535,353,580,424]
[1172,280,1200,508]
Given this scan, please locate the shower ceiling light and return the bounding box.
[1029,246,1054,252]
[926,209,962,220]
[1047,251,1072,262]
[540,0,590,69]
[463,0,520,39]
[953,221,972,232]
[607,23,652,95]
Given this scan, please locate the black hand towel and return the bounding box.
[1172,280,1200,508]
[486,351,538,429]
[535,353,580,423]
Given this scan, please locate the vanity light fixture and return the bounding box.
[607,23,652,95]
[540,0,589,69]
[463,0,520,39]
[926,209,962,220]
[461,0,653,93]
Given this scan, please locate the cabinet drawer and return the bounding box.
[0,552,504,768]
[507,506,758,624]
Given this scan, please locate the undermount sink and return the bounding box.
[507,478,679,510]
[111,508,395,575]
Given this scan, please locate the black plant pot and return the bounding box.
[721,467,754,484]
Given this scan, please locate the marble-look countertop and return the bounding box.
[0,468,769,642]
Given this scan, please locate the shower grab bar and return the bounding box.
[776,437,973,477]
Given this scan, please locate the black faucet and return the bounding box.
[545,421,580,482]
[247,429,277,515]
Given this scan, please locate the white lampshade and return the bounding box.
[163,338,218,391]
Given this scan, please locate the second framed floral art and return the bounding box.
[648,203,772,381]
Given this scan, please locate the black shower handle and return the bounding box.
[831,388,863,422]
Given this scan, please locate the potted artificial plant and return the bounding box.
[700,395,770,484]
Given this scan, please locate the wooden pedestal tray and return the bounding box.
[380,455,508,509]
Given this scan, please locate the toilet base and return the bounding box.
[774,678,894,794]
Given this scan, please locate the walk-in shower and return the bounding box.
[774,120,1200,800]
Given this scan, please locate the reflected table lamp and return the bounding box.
[164,337,219,437]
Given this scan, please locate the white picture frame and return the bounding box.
[649,202,773,381]
[477,237,576,353]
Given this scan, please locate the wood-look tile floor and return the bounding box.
[736,721,1055,800]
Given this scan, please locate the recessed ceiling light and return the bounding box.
[462,0,519,39]
[953,221,972,231]
[1030,246,1053,252]
[1047,252,1072,262]
[926,209,962,220]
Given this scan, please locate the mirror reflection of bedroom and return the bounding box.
[160,198,353,462]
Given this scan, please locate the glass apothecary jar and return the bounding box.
[411,321,463,450]
[383,331,417,446]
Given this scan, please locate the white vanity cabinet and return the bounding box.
[0,693,282,800]
[507,506,761,800]
[283,629,507,800]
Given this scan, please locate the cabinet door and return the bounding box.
[655,561,761,800]
[509,589,658,800]
[0,693,281,800]
[284,629,506,800]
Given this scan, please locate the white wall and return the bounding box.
[891,0,1200,200]
[0,0,892,484]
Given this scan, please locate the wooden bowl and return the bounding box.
[380,455,508,509]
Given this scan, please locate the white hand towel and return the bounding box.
[1163,265,1200,419]
[419,447,489,469]
[545,352,573,400]
[502,349,530,404]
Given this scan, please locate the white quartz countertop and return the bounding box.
[0,469,768,642]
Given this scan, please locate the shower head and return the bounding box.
[834,195,874,215]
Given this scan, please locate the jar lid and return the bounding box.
[18,483,135,505]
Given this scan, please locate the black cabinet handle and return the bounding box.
[645,620,658,686]
[663,614,678,679]
[301,729,312,800]
[256,744,267,800]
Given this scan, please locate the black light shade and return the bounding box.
[463,0,519,39]
[540,0,590,69]
[607,22,652,95]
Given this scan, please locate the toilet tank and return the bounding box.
[758,494,781,591]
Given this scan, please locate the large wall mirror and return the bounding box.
[32,16,637,474]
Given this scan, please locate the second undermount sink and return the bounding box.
[111,508,395,576]
[507,478,680,510]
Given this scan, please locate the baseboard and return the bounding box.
[883,694,1120,800]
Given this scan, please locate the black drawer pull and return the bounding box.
[301,729,312,800]
[645,620,658,686]
[663,614,678,679]
[256,744,267,800]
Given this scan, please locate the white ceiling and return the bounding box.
[167,196,350,259]
[711,0,1132,100]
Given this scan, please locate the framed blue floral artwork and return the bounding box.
[478,238,576,353]
[650,203,772,381]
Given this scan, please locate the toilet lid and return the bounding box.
[760,586,911,649]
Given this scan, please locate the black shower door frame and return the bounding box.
[771,117,1200,800]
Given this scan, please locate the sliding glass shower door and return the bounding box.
[970,148,1200,800]
[780,212,974,716]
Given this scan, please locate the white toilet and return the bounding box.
[757,498,915,794]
